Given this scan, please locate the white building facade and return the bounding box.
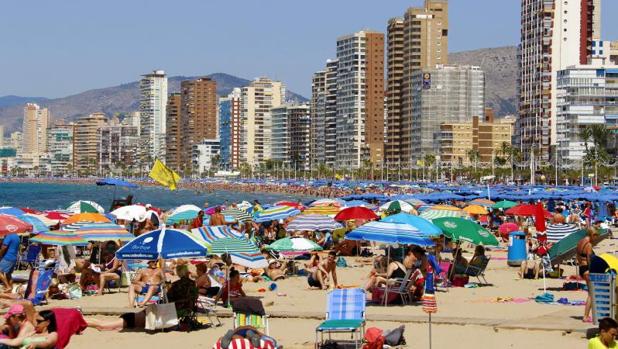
[139,70,168,161]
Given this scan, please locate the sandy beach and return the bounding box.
[37,234,616,348]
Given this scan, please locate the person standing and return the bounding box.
[578,227,597,323]
[0,234,21,290]
[209,207,226,226]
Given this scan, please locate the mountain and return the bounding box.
[449,46,518,117]
[0,73,308,133]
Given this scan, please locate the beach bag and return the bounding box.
[362,327,384,349]
[145,303,179,330]
[336,257,348,268]
[384,325,406,346]
[67,283,82,300]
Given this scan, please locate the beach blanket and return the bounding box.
[51,308,87,349]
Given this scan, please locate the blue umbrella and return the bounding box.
[18,215,49,234]
[0,207,26,216]
[116,227,208,260]
[96,178,138,188]
[381,213,442,237]
[346,221,434,246]
[253,206,301,223]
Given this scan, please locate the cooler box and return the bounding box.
[507,231,526,267]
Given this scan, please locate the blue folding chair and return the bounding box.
[24,261,56,306]
[315,288,366,349]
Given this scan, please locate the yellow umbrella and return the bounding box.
[431,205,462,211]
[463,205,489,215]
[64,212,110,224]
[599,254,618,272]
[302,206,341,216]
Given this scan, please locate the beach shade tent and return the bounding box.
[96,178,138,188]
[274,201,304,210]
[346,221,435,247]
[309,198,346,207]
[166,210,200,225]
[221,208,253,223]
[0,207,26,216]
[265,237,323,252]
[545,223,579,243]
[432,217,500,246]
[75,223,134,242]
[30,231,88,246]
[253,206,301,223]
[286,214,343,232]
[209,237,268,269]
[380,213,442,238]
[110,205,149,222]
[548,229,610,265]
[64,213,111,225]
[302,206,341,217]
[116,227,208,260]
[334,207,379,222]
[492,200,518,210]
[590,254,618,273]
[0,214,32,235]
[463,205,489,215]
[170,204,202,216]
[469,199,495,207]
[505,204,552,218]
[17,215,49,234]
[419,209,465,221]
[65,201,105,214]
[379,200,418,215]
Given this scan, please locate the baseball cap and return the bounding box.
[4,304,24,319]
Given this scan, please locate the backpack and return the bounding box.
[362,327,384,349]
[384,325,406,346]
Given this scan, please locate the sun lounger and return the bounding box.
[231,297,270,335]
[315,288,366,349]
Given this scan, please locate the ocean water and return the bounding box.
[0,182,312,211]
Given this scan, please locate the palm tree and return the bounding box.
[467,149,480,180]
[424,154,436,180]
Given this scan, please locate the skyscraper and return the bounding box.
[272,104,311,171]
[97,117,139,175]
[180,77,218,171]
[139,70,168,161]
[335,31,384,170]
[165,93,182,172]
[21,103,50,155]
[386,0,449,167]
[48,121,74,176]
[517,0,599,161]
[241,78,285,166]
[226,88,242,169]
[219,90,240,170]
[74,112,108,174]
[310,59,339,168]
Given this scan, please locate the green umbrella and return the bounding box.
[491,200,518,210]
[265,237,323,252]
[433,217,499,246]
[387,201,401,214]
[210,237,259,254]
[221,208,252,223]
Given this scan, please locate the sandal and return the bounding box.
[583,316,593,323]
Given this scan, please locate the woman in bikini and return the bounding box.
[577,227,597,323]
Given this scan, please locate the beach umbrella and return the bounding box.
[189,226,245,243]
[334,207,378,221]
[19,208,41,215]
[65,200,105,214]
[265,237,323,252]
[64,213,110,225]
[430,205,461,211]
[505,204,551,218]
[0,207,26,216]
[170,204,202,216]
[44,211,70,222]
[30,231,88,246]
[24,214,56,227]
[221,208,253,223]
[110,205,148,222]
[116,227,208,260]
[492,200,518,210]
[545,223,579,243]
[236,201,252,211]
[0,214,32,235]
[419,209,464,221]
[379,200,417,214]
[403,198,426,207]
[469,199,495,207]
[590,254,618,273]
[286,214,342,232]
[253,206,301,223]
[433,217,499,246]
[343,200,373,208]
[75,223,134,242]
[275,201,304,210]
[302,206,341,216]
[309,198,345,207]
[17,215,49,234]
[498,222,519,235]
[167,210,200,224]
[463,205,489,215]
[346,221,435,246]
[209,237,267,268]
[380,213,442,238]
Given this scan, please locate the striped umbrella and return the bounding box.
[302,206,341,217]
[17,215,49,234]
[346,221,434,246]
[170,204,202,216]
[189,226,245,243]
[265,237,323,252]
[469,199,495,207]
[75,223,134,242]
[309,199,345,207]
[166,210,200,224]
[286,214,342,232]
[420,209,464,221]
[0,207,26,216]
[379,200,417,214]
[403,198,426,207]
[30,231,88,246]
[253,206,301,223]
[209,237,267,268]
[546,223,579,243]
[66,200,105,214]
[221,208,253,223]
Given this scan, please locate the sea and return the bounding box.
[0,182,312,211]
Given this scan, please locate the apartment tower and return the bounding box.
[73,113,107,174]
[139,70,168,160]
[165,93,182,171]
[225,88,242,169]
[21,103,50,155]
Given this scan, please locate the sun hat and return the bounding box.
[3,304,24,319]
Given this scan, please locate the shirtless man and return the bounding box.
[209,206,226,226]
[128,260,163,307]
[308,251,339,290]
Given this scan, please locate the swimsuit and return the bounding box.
[308,274,322,288]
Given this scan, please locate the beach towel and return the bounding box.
[51,308,87,349]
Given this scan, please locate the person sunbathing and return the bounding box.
[265,259,287,281]
[364,255,409,292]
[196,263,221,298]
[307,251,339,290]
[0,304,36,348]
[128,260,163,307]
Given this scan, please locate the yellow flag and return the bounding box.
[149,159,181,191]
[417,160,425,167]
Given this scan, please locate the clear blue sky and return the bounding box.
[1,0,617,98]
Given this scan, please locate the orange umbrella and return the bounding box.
[430,205,462,211]
[463,205,489,215]
[64,212,110,225]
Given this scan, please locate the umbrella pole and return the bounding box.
[428,313,432,349]
[384,247,390,307]
[542,258,547,294]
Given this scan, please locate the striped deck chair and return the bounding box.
[315,288,366,349]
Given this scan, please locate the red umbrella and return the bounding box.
[505,204,552,218]
[44,211,70,221]
[275,201,304,210]
[0,214,32,235]
[334,207,378,221]
[498,222,519,240]
[20,207,41,214]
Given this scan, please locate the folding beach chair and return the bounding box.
[231,297,270,335]
[24,260,56,306]
[17,244,41,271]
[315,288,366,349]
[372,268,414,305]
[196,295,222,327]
[462,256,491,285]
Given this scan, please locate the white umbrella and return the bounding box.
[379,200,417,214]
[111,205,148,222]
[170,204,202,216]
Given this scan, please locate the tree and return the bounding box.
[581,124,610,185]
[423,154,436,180]
[466,148,480,180]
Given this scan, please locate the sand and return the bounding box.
[40,232,617,348]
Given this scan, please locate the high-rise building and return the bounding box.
[610,41,618,65]
[0,125,4,148]
[9,132,22,151]
[386,0,449,167]
[21,103,50,155]
[219,90,240,170]
[193,139,220,175]
[310,60,339,168]
[335,31,384,170]
[48,121,74,176]
[517,0,599,161]
[225,88,242,169]
[97,117,140,175]
[410,65,485,163]
[165,93,182,172]
[272,104,311,171]
[139,70,168,160]
[241,78,285,166]
[74,113,108,174]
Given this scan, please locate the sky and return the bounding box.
[1,0,617,98]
